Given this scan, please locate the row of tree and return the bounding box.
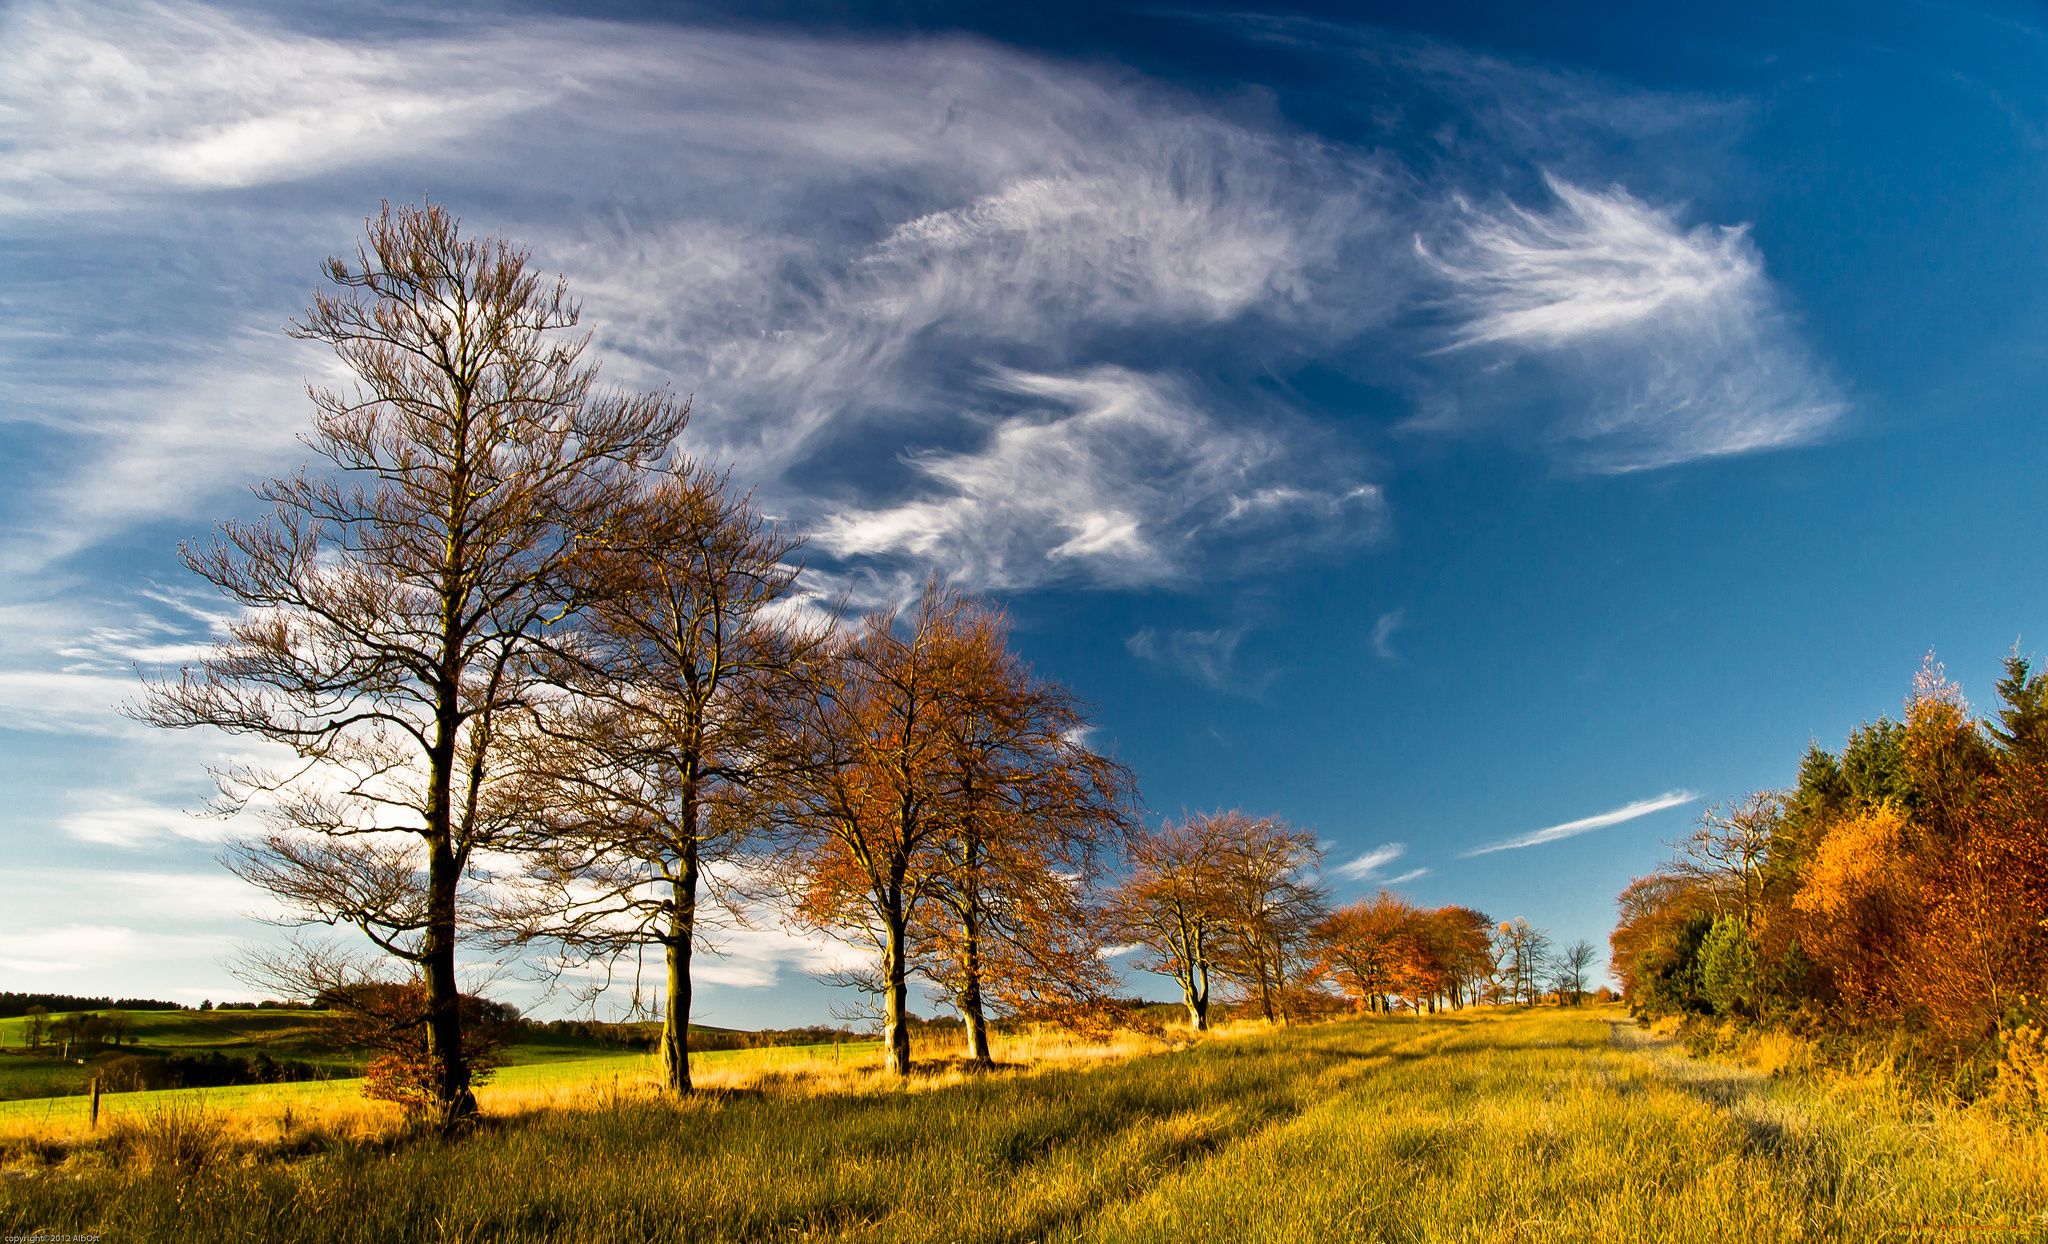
[10,1007,140,1053]
[1110,813,1592,1021]
[138,204,1156,1127]
[137,203,1572,1131]
[1611,652,2048,1079]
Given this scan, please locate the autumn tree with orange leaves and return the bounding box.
[1112,815,1235,1030]
[1317,894,1496,1013]
[1204,812,1330,1024]
[1612,650,2048,1084]
[909,599,1138,1063]
[493,463,813,1095]
[762,579,1135,1074]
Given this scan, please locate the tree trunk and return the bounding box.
[424,834,473,1131]
[1181,966,1209,1032]
[425,556,473,1133]
[1178,918,1209,1031]
[1255,943,1278,1024]
[660,835,699,1095]
[883,895,911,1076]
[958,904,991,1064]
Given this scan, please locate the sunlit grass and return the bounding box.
[0,1039,891,1137]
[4,1007,2044,1243]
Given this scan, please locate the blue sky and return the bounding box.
[4,0,2046,1025]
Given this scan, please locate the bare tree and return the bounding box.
[1556,939,1598,1006]
[1672,792,1783,925]
[134,203,684,1128]
[499,463,809,1094]
[1495,917,1552,1005]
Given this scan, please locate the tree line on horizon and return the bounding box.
[1611,653,2048,1093]
[134,203,1572,1132]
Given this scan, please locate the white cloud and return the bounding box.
[0,922,235,976]
[0,0,546,211]
[1,1,1397,595]
[1371,608,1406,660]
[1383,868,1429,885]
[1461,789,1697,857]
[1418,175,1843,472]
[0,671,142,737]
[59,791,229,847]
[1127,625,1250,691]
[818,367,1383,589]
[9,867,279,924]
[1335,842,1406,880]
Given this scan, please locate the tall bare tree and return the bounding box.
[499,464,809,1094]
[134,203,684,1127]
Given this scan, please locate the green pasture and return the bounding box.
[0,1040,885,1126]
[0,1008,762,1104]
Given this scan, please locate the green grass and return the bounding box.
[0,1041,886,1126]
[3,1008,2044,1242]
[0,1008,691,1101]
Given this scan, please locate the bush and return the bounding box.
[318,982,512,1110]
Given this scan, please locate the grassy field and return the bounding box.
[0,1007,759,1104]
[3,1006,2045,1242]
[0,1039,887,1128]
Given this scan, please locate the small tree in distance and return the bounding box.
[1557,939,1598,1006]
[1496,918,1552,1005]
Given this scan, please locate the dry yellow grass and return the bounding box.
[7,1007,2046,1243]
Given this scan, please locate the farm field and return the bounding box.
[4,1006,2045,1242]
[0,1038,887,1128]
[0,1007,825,1107]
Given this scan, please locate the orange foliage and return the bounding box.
[1317,893,1492,1013]
[1613,648,2048,1072]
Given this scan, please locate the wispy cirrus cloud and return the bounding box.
[1460,789,1698,858]
[1335,842,1406,880]
[1371,608,1406,660]
[1126,625,1250,692]
[0,0,1401,593]
[1334,843,1429,887]
[0,0,1837,601]
[0,0,549,211]
[817,367,1384,589]
[1416,175,1843,472]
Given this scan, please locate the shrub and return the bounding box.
[318,982,512,1110]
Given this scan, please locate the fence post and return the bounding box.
[90,1077,100,1129]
